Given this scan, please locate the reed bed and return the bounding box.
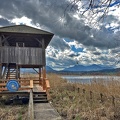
[0,105,28,120]
[48,73,120,120]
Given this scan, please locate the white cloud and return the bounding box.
[0,0,120,69]
[12,16,32,25]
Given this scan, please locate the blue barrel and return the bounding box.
[6,80,20,92]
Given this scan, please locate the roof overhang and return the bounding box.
[0,25,54,48]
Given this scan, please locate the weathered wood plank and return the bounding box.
[0,47,44,65]
[0,36,2,46]
[0,63,2,79]
[28,89,34,120]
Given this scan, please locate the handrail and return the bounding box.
[28,89,34,120]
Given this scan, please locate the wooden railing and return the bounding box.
[0,79,37,91]
[0,78,50,92]
[28,89,34,120]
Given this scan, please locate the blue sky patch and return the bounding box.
[64,38,72,42]
[109,0,120,7]
[71,45,84,52]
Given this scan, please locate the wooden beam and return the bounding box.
[43,66,46,90]
[1,35,10,43]
[28,89,34,120]
[2,64,8,79]
[16,65,18,79]
[30,80,33,89]
[0,36,2,46]
[1,35,10,46]
[42,38,46,65]
[0,64,2,79]
[39,66,41,85]
[33,68,39,74]
[18,67,20,79]
[35,38,42,47]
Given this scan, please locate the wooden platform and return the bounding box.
[33,85,46,92]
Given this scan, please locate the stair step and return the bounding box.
[33,100,48,103]
[33,92,47,94]
[7,75,16,77]
[33,94,47,97]
[33,97,47,100]
[6,72,16,74]
[7,78,16,79]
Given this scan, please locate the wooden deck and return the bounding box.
[33,85,46,92]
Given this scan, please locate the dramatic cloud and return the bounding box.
[0,0,120,69]
[0,17,14,26]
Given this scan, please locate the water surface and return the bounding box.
[61,75,120,84]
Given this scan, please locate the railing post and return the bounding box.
[30,80,33,89]
[28,89,34,120]
[112,95,115,107]
[39,67,41,86]
[43,66,46,90]
[0,63,2,79]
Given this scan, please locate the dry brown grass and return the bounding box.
[48,73,120,120]
[0,73,119,120]
[0,105,28,120]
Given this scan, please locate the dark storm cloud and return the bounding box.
[68,53,79,57]
[111,47,120,54]
[99,15,119,24]
[0,0,120,49]
[49,36,70,51]
[93,52,101,55]
[0,18,14,26]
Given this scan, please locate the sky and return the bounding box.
[0,0,120,70]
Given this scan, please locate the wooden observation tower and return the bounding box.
[0,25,54,97]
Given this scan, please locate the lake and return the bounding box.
[61,75,120,84]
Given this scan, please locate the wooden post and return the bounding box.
[90,91,93,99]
[77,87,80,93]
[42,38,45,66]
[100,93,103,102]
[112,96,115,107]
[39,66,41,86]
[43,66,46,90]
[0,63,2,79]
[18,67,20,79]
[2,65,8,79]
[16,65,18,79]
[0,36,2,79]
[30,80,33,89]
[28,89,34,120]
[83,89,85,94]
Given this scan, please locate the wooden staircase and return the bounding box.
[33,92,48,103]
[6,64,17,79]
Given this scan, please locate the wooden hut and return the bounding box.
[0,25,54,93]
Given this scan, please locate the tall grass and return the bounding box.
[0,105,28,120]
[48,73,120,120]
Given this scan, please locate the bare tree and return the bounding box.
[65,0,120,22]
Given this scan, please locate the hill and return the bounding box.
[62,64,113,72]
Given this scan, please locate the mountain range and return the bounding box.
[62,64,114,72]
[20,64,115,73]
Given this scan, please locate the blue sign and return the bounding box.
[6,80,20,92]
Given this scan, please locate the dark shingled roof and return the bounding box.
[0,25,54,48]
[0,25,53,35]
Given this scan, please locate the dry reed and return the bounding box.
[48,73,120,120]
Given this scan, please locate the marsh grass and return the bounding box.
[0,105,28,120]
[48,73,120,120]
[0,73,119,120]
